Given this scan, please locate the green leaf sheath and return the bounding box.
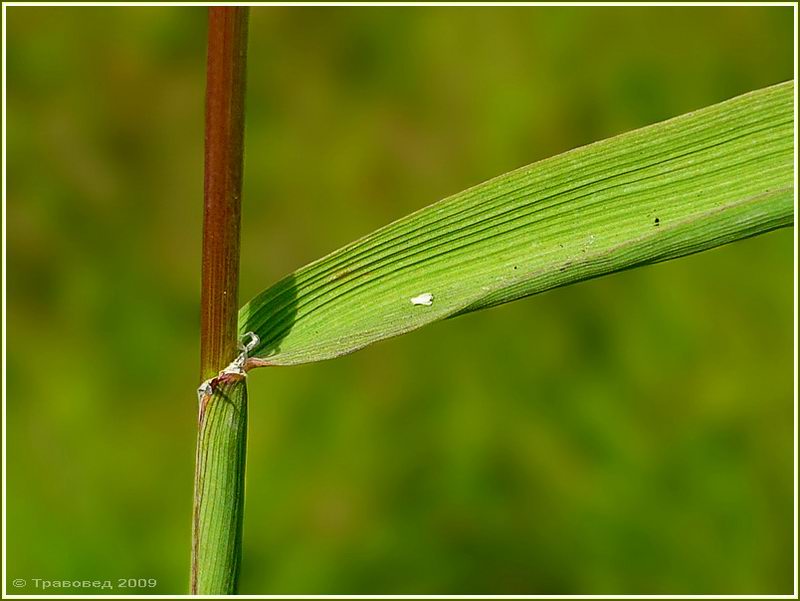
[240,81,794,367]
[191,379,247,594]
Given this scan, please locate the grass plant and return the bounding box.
[190,9,793,593]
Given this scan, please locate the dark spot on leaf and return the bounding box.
[513,265,518,270]
[654,217,660,226]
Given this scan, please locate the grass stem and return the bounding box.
[191,6,250,595]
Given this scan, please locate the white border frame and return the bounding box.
[1,2,797,599]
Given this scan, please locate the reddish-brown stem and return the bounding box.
[200,6,249,381]
[192,6,250,595]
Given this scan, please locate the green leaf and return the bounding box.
[240,81,794,367]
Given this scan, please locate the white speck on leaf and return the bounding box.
[410,292,434,306]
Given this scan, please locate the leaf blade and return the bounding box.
[240,81,794,366]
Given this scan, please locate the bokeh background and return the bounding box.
[5,5,795,595]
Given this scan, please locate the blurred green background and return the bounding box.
[5,5,794,595]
